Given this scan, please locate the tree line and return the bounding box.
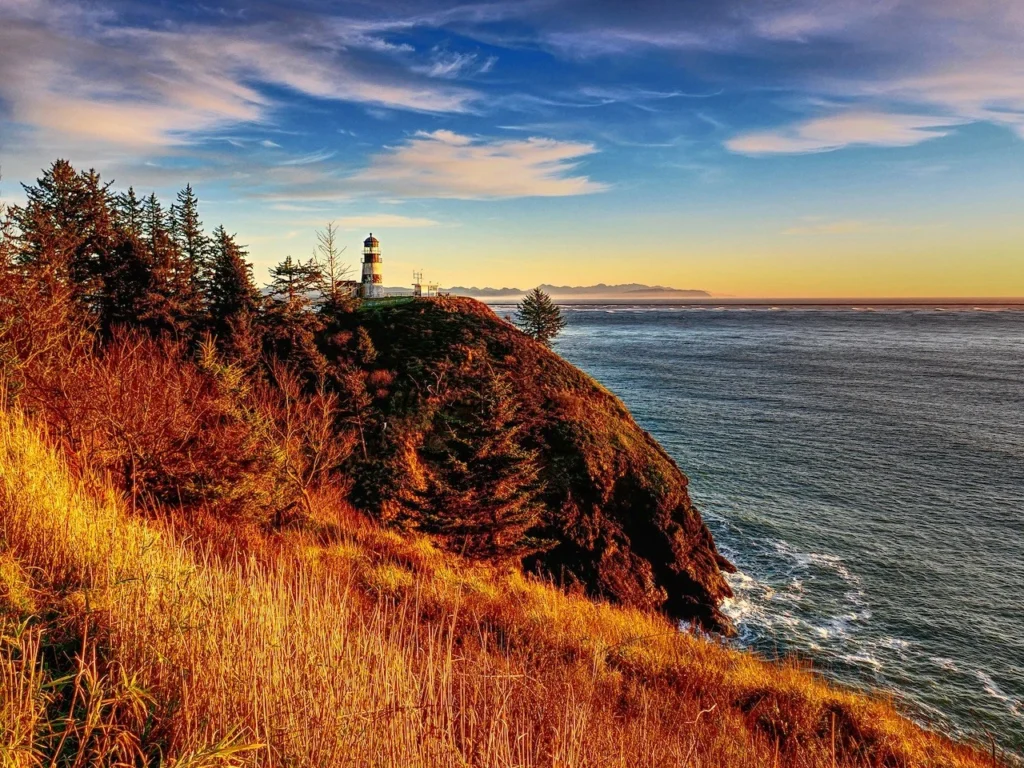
[0,160,549,561]
[3,160,356,361]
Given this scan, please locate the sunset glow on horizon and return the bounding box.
[2,0,1023,298]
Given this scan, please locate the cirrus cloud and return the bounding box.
[0,1,477,156]
[726,112,964,155]
[333,214,441,229]
[349,130,609,199]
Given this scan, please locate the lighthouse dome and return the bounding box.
[364,233,379,246]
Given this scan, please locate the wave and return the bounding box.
[976,672,1024,717]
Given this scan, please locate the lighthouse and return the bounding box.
[361,233,383,298]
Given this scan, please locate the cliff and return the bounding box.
[335,297,735,632]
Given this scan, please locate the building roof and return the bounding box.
[364,233,379,246]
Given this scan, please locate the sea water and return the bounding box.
[544,305,1024,755]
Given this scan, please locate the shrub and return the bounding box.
[12,328,292,520]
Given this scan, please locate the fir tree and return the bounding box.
[171,184,211,290]
[207,226,261,337]
[100,229,153,334]
[413,370,548,561]
[268,255,319,308]
[15,160,89,280]
[137,193,203,338]
[14,160,116,313]
[264,255,326,375]
[142,193,169,253]
[515,287,566,347]
[115,187,144,238]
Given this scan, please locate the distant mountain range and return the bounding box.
[384,283,711,299]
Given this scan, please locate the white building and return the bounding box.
[412,270,439,298]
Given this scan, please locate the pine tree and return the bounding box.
[79,169,118,304]
[207,226,261,337]
[115,187,144,238]
[14,161,116,313]
[264,255,326,375]
[413,370,548,561]
[15,160,89,281]
[171,184,211,290]
[100,229,153,334]
[136,193,202,338]
[142,192,167,251]
[268,255,320,308]
[515,287,566,347]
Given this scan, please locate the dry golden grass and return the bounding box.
[0,413,1000,767]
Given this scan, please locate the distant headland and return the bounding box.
[383,283,712,300]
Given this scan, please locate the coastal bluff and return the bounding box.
[338,296,736,633]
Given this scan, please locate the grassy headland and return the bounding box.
[0,413,997,767]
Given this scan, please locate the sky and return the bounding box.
[1,0,1023,298]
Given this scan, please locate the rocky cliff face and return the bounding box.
[339,297,735,633]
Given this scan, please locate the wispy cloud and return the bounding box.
[414,48,497,79]
[277,150,338,166]
[0,2,478,156]
[333,214,441,229]
[349,130,608,199]
[781,219,873,236]
[726,112,963,155]
[490,0,1024,152]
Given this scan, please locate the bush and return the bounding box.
[11,327,292,520]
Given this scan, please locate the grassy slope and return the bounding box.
[0,414,996,767]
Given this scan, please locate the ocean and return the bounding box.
[543,304,1024,755]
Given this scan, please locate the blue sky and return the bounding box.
[1,0,1023,296]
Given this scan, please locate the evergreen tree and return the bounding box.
[142,192,168,250]
[413,370,548,561]
[207,226,261,337]
[14,160,116,313]
[263,255,326,375]
[79,169,118,299]
[100,229,153,334]
[136,193,203,338]
[515,287,566,347]
[171,184,211,290]
[115,187,144,238]
[268,255,319,308]
[15,160,89,281]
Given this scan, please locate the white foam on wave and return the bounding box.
[976,672,1024,715]
[877,636,910,652]
[976,672,1011,702]
[771,541,863,586]
[845,588,869,606]
[975,672,1024,719]
[842,652,884,670]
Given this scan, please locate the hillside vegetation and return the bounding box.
[0,160,733,632]
[0,414,997,767]
[0,161,1004,766]
[335,297,734,631]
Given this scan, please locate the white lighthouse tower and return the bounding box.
[361,233,383,298]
